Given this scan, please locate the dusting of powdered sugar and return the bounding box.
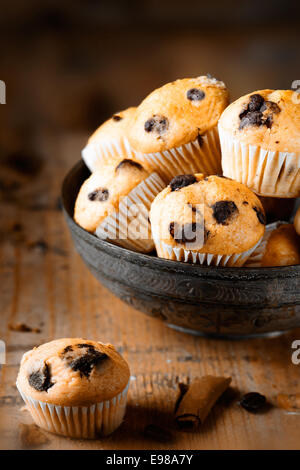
[196,75,226,89]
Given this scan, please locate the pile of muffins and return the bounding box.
[74,75,300,268]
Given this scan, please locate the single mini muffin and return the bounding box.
[74,157,165,252]
[16,338,130,439]
[150,174,265,267]
[219,90,300,197]
[260,224,300,266]
[128,75,229,181]
[82,107,136,172]
[294,205,300,236]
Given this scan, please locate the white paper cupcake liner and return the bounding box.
[245,221,288,267]
[82,136,134,172]
[219,126,300,198]
[153,237,263,267]
[135,126,222,182]
[96,172,166,253]
[16,380,129,439]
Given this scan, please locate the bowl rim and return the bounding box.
[61,160,300,280]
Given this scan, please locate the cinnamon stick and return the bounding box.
[175,375,232,430]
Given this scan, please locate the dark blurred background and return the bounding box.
[0,0,299,191]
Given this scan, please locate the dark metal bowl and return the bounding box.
[62,160,300,338]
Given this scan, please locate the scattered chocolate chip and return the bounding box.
[169,221,205,244]
[115,159,143,172]
[144,115,169,134]
[253,206,266,225]
[212,201,238,225]
[170,174,197,192]
[144,424,173,443]
[240,392,266,412]
[112,114,122,121]
[243,201,249,205]
[28,363,54,392]
[61,343,108,378]
[88,188,109,202]
[186,88,205,101]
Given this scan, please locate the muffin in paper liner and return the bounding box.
[153,236,263,268]
[16,339,130,439]
[150,174,266,267]
[127,76,229,182]
[16,380,129,439]
[219,126,300,198]
[136,125,222,183]
[96,172,166,253]
[245,221,289,267]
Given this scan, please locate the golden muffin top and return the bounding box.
[128,76,229,153]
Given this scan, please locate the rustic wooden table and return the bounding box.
[1,134,300,450]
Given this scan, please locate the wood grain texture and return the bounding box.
[1,134,300,450]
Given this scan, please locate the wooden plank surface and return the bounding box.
[1,134,300,450]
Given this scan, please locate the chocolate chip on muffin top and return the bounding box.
[88,188,109,202]
[212,200,239,225]
[60,343,109,378]
[28,362,54,392]
[170,174,197,192]
[186,88,205,101]
[239,93,281,130]
[144,115,169,134]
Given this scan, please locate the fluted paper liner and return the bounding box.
[219,126,300,198]
[245,221,288,267]
[153,237,263,267]
[135,126,222,182]
[96,172,166,253]
[82,136,134,172]
[17,380,129,439]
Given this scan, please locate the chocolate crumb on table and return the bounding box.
[8,322,41,333]
[174,375,232,431]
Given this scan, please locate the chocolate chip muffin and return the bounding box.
[128,76,229,181]
[82,107,137,172]
[219,90,300,197]
[16,338,130,438]
[150,174,265,266]
[74,157,165,252]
